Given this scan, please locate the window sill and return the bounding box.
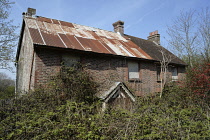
[129,79,142,83]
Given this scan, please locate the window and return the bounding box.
[62,54,80,67]
[171,67,178,81]
[128,61,139,79]
[157,66,161,81]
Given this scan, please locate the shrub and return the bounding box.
[187,63,210,100]
[46,65,99,105]
[0,65,210,139]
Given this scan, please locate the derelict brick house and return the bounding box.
[16,8,186,107]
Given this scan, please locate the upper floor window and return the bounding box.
[128,61,139,80]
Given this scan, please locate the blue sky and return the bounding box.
[1,0,210,79]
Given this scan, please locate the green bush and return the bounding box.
[0,66,210,139]
[0,86,15,99]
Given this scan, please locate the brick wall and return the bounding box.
[178,66,186,81]
[33,48,186,96]
[81,55,163,96]
[81,55,128,94]
[34,48,61,87]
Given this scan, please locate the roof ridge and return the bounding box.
[124,34,149,42]
[35,16,116,34]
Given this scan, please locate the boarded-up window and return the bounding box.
[128,61,139,79]
[62,54,80,67]
[157,66,161,81]
[172,67,178,81]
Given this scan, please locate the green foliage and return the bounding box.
[0,72,15,99]
[1,67,210,139]
[0,85,15,99]
[48,65,99,104]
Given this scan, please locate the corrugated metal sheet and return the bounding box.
[25,16,152,60]
[28,28,44,44]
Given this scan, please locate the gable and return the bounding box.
[97,82,135,103]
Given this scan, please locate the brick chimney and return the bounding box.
[147,30,160,45]
[113,20,124,35]
[23,8,36,17]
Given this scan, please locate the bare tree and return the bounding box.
[198,7,210,63]
[167,8,210,66]
[159,48,172,98]
[0,0,17,69]
[167,9,198,67]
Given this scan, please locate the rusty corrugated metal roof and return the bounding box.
[25,16,152,60]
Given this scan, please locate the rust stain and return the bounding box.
[28,28,44,45]
[25,16,152,60]
[52,19,60,24]
[37,17,52,23]
[41,31,65,48]
[60,21,74,28]
[76,37,99,52]
[124,41,152,59]
[87,30,101,40]
[65,34,84,50]
[90,39,111,54]
[60,26,74,36]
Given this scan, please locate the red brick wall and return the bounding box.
[178,66,186,80]
[34,48,61,87]
[81,55,162,96]
[81,55,128,94]
[33,48,185,96]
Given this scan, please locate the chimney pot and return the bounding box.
[112,20,124,35]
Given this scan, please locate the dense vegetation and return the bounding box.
[0,72,15,99]
[0,65,209,140]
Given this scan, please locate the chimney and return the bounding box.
[112,20,124,35]
[147,30,160,45]
[25,8,36,17]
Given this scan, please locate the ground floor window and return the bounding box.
[171,67,178,81]
[157,66,161,81]
[62,54,80,67]
[128,61,139,80]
